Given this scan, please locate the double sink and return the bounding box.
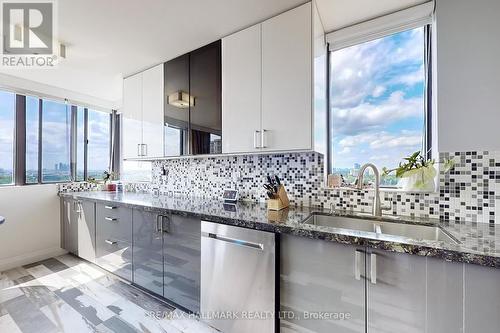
[303,213,459,245]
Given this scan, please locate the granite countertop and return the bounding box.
[59,191,500,268]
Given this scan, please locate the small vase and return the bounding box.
[398,166,436,192]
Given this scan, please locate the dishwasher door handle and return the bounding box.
[202,232,264,251]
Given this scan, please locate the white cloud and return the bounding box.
[372,85,386,98]
[333,91,423,135]
[330,27,424,109]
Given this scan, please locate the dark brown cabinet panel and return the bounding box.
[163,40,221,156]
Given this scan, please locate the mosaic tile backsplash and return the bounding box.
[61,150,500,224]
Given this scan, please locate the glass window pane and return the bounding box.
[330,27,425,187]
[87,109,110,180]
[76,107,85,181]
[26,96,39,183]
[42,99,71,182]
[0,91,15,185]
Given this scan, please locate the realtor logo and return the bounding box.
[1,0,57,67]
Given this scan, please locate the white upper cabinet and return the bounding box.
[222,24,262,154]
[121,64,164,159]
[122,74,143,159]
[142,64,165,158]
[222,2,313,153]
[261,2,312,151]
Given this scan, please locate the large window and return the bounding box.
[87,109,111,179]
[0,91,15,185]
[0,90,114,186]
[26,96,40,183]
[329,26,429,186]
[41,99,72,182]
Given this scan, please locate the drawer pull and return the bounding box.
[104,206,117,210]
[105,217,118,222]
[105,239,117,245]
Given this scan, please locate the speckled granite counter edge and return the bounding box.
[59,192,500,269]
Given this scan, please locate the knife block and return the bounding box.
[267,185,290,211]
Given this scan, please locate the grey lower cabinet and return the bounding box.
[95,203,133,281]
[464,263,500,333]
[76,200,96,263]
[280,235,464,333]
[61,198,95,262]
[280,234,366,333]
[132,209,201,312]
[61,198,78,255]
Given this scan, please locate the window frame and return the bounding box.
[0,89,116,186]
[326,24,433,188]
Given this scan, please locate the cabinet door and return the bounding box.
[142,65,164,158]
[163,214,201,312]
[261,3,312,151]
[77,200,96,263]
[190,41,222,155]
[464,263,500,333]
[222,24,262,153]
[132,209,164,296]
[367,251,427,333]
[164,54,190,156]
[62,198,78,255]
[426,257,463,333]
[280,235,366,333]
[122,74,143,159]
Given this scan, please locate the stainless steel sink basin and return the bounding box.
[303,213,459,244]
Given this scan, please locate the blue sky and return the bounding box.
[0,94,109,172]
[330,27,425,170]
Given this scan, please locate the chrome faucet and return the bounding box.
[357,163,389,217]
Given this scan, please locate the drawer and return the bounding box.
[95,236,133,281]
[96,203,132,243]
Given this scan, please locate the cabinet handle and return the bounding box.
[155,215,161,233]
[161,216,170,233]
[354,249,362,280]
[137,143,142,156]
[104,206,117,210]
[253,130,261,149]
[142,144,148,157]
[74,201,82,214]
[105,217,118,222]
[370,253,377,284]
[105,239,117,245]
[261,129,268,148]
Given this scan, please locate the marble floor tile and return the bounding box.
[107,298,180,333]
[1,255,218,333]
[40,299,96,333]
[0,274,24,303]
[97,316,140,333]
[0,313,23,333]
[55,286,115,326]
[2,295,59,333]
[25,265,72,291]
[15,275,59,309]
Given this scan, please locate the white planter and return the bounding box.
[398,166,436,192]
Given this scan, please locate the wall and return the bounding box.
[0,184,65,271]
[436,0,500,152]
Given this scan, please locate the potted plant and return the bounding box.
[88,171,118,191]
[382,151,454,192]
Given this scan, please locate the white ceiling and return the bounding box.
[0,0,429,107]
[315,0,429,32]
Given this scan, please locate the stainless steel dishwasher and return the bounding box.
[201,221,276,333]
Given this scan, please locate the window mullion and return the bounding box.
[84,108,88,180]
[70,105,77,181]
[37,99,42,184]
[14,95,26,185]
